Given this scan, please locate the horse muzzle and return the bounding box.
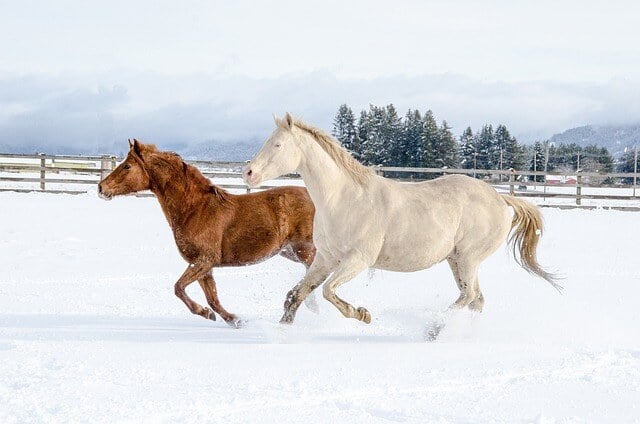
[242,166,261,188]
[97,183,113,201]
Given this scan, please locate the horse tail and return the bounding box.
[501,195,562,292]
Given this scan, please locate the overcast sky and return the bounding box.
[1,0,640,151]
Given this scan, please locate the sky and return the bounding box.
[1,0,640,152]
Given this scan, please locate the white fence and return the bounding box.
[1,153,640,210]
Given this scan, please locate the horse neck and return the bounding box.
[146,159,207,228]
[296,132,362,207]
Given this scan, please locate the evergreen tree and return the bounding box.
[617,146,639,184]
[434,120,459,168]
[332,104,358,155]
[598,147,614,174]
[356,109,371,163]
[475,124,494,170]
[420,110,438,168]
[403,109,423,167]
[529,141,545,182]
[494,125,526,170]
[359,104,386,166]
[582,144,613,173]
[381,104,403,166]
[459,127,476,170]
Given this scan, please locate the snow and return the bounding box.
[1,191,639,423]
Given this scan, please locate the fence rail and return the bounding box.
[1,153,639,210]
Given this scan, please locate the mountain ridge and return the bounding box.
[550,123,640,157]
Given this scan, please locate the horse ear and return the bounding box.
[284,112,294,130]
[132,139,143,157]
[128,139,134,149]
[274,113,287,129]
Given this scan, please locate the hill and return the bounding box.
[550,124,640,157]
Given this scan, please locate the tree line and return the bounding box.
[332,103,634,180]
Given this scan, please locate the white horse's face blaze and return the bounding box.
[243,114,301,188]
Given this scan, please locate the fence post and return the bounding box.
[634,145,638,198]
[576,171,582,206]
[100,155,115,181]
[509,168,515,196]
[39,153,46,190]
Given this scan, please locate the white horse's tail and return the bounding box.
[502,195,562,291]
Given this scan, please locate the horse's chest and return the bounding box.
[173,227,205,262]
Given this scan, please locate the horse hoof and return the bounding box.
[204,307,216,321]
[279,315,294,325]
[226,317,243,329]
[425,323,444,342]
[357,307,371,324]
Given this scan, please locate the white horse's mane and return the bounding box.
[292,118,373,185]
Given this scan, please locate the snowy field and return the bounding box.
[1,191,639,423]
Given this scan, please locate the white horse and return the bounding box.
[244,113,560,327]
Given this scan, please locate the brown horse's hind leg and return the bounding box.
[198,272,241,328]
[174,263,215,320]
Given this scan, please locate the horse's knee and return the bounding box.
[174,284,184,298]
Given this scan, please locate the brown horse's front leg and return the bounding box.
[198,272,242,328]
[174,263,215,320]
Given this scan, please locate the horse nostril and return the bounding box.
[247,169,253,176]
[98,184,102,193]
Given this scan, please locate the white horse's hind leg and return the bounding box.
[469,291,485,312]
[322,256,371,323]
[446,256,483,311]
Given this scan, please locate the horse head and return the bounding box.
[243,112,302,188]
[98,139,153,200]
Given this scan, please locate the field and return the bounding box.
[1,191,639,423]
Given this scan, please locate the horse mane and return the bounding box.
[292,118,373,185]
[148,150,233,203]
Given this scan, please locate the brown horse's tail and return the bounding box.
[502,195,562,292]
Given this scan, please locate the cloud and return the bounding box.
[1,71,639,154]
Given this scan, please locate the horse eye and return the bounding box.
[274,143,282,148]
[123,164,131,170]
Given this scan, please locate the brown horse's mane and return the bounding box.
[144,148,233,203]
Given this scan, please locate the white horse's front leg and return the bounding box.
[322,253,371,323]
[280,256,332,324]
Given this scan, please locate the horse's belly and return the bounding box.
[374,237,453,272]
[373,254,440,272]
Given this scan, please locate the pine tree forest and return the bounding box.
[331,103,623,181]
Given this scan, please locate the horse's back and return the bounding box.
[240,185,314,238]
[422,174,512,254]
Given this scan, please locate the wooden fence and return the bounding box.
[1,153,639,210]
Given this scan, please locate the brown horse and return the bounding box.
[98,139,316,327]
